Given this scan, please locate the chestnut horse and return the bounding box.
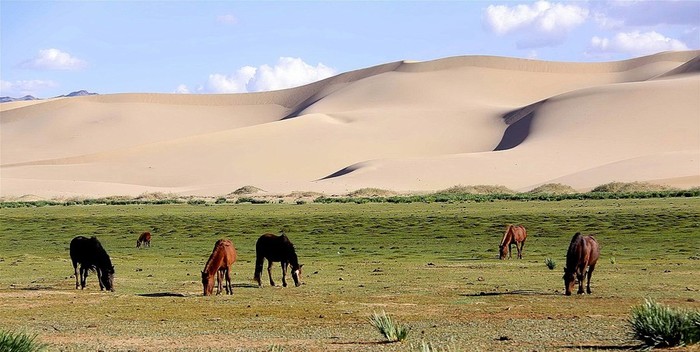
[201,239,237,296]
[499,225,527,259]
[136,232,151,248]
[70,236,115,291]
[563,232,600,295]
[254,233,303,287]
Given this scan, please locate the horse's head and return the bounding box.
[101,266,115,292]
[291,264,303,287]
[201,271,214,296]
[136,240,141,248]
[498,245,507,260]
[563,267,575,296]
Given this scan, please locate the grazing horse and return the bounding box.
[136,231,151,248]
[563,232,600,295]
[201,239,237,296]
[499,225,527,259]
[70,236,115,291]
[254,233,303,287]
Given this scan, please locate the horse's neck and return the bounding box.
[500,230,512,246]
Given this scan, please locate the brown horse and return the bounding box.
[201,239,237,296]
[254,233,303,287]
[136,232,151,248]
[499,225,527,259]
[563,232,600,296]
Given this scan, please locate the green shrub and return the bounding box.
[545,257,556,270]
[629,298,700,348]
[369,310,409,342]
[0,329,47,352]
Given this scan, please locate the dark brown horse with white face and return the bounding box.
[201,239,237,296]
[136,232,151,248]
[563,232,600,296]
[70,236,115,291]
[254,233,303,287]
[499,225,527,259]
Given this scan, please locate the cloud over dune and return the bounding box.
[591,31,689,56]
[19,49,87,70]
[182,57,336,94]
[0,79,57,97]
[485,1,588,48]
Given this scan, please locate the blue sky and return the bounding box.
[1,1,698,98]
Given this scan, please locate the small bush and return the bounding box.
[417,340,459,352]
[528,183,577,195]
[215,197,227,204]
[369,310,409,342]
[629,298,700,348]
[0,329,47,352]
[545,257,556,270]
[269,345,284,352]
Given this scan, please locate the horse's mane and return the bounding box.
[565,232,583,272]
[500,225,514,246]
[279,235,300,267]
[90,237,114,272]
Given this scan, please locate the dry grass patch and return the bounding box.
[528,183,577,195]
[229,185,265,195]
[438,185,514,194]
[591,182,677,193]
[347,188,397,197]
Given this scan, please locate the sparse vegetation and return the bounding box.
[545,257,556,270]
[528,183,577,195]
[369,310,409,342]
[229,185,265,195]
[592,182,676,193]
[629,298,700,349]
[0,329,47,352]
[347,187,397,197]
[438,184,514,194]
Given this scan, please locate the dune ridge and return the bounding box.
[1,51,698,198]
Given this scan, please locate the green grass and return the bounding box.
[369,310,409,342]
[0,198,699,351]
[0,329,47,352]
[629,298,700,348]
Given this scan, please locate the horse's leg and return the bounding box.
[73,262,80,289]
[267,260,275,287]
[576,266,585,294]
[281,262,288,288]
[508,243,513,259]
[225,267,232,295]
[80,267,87,289]
[518,241,524,259]
[96,268,105,291]
[586,264,595,294]
[216,269,223,295]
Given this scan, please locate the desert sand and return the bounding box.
[1,51,699,199]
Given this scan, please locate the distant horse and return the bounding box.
[254,233,303,287]
[70,236,115,291]
[499,225,527,259]
[201,239,237,296]
[563,232,600,295]
[136,231,151,248]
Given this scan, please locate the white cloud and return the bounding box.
[200,57,336,94]
[217,14,237,25]
[174,84,190,94]
[19,48,87,70]
[485,1,588,35]
[590,31,689,56]
[1,79,57,97]
[592,1,700,28]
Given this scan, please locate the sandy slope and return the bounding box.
[1,51,698,198]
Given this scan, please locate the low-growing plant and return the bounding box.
[610,256,617,265]
[369,310,409,342]
[629,298,700,349]
[417,339,459,352]
[0,329,47,352]
[268,344,284,352]
[545,257,556,270]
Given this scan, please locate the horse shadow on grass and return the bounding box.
[137,283,259,298]
[461,289,559,297]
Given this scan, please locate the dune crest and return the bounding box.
[1,51,699,198]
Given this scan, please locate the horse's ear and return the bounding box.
[299,264,304,269]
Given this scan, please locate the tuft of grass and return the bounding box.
[610,256,617,265]
[369,310,409,342]
[0,329,47,352]
[545,257,556,270]
[592,182,676,193]
[269,344,284,352]
[528,183,577,195]
[417,340,459,352]
[629,298,700,348]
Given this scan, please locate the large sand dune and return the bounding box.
[1,51,699,198]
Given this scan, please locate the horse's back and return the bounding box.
[584,236,600,266]
[139,232,151,241]
[512,225,527,241]
[209,239,236,267]
[256,233,292,261]
[567,233,599,267]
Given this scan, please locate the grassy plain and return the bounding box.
[0,198,699,351]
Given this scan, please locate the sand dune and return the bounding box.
[1,51,699,198]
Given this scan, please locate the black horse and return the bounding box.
[70,236,115,291]
[254,233,303,287]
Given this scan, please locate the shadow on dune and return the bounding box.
[493,99,548,152]
[317,164,363,181]
[461,289,559,297]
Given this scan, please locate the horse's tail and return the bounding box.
[253,253,264,284]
